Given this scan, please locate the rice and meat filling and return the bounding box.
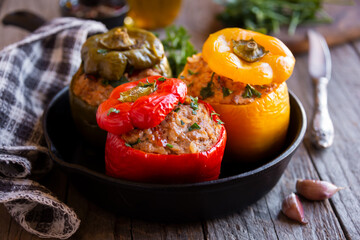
[121,99,222,155]
[181,54,277,105]
[71,67,163,106]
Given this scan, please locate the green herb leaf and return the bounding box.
[97,49,108,54]
[242,84,262,98]
[200,72,215,99]
[107,107,120,116]
[140,78,153,88]
[180,120,185,125]
[174,107,181,112]
[217,119,225,125]
[125,138,141,148]
[190,96,199,114]
[158,77,167,82]
[222,87,233,97]
[166,143,173,148]
[188,69,198,75]
[189,122,201,131]
[216,0,333,35]
[161,25,197,77]
[133,138,141,145]
[211,112,220,116]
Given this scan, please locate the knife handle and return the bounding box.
[311,77,334,148]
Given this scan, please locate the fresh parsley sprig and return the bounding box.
[161,25,197,77]
[216,0,334,35]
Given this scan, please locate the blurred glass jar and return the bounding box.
[125,0,182,29]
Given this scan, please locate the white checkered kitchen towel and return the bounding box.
[0,17,107,239]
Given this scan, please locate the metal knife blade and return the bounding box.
[308,30,334,148]
[308,30,331,80]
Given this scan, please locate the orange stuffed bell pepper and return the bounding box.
[96,76,227,183]
[179,28,295,162]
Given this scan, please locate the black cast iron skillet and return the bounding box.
[42,86,306,222]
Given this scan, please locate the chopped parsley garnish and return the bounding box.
[97,49,108,54]
[242,84,262,98]
[158,77,167,82]
[174,107,181,112]
[125,138,141,148]
[188,69,198,75]
[107,107,120,116]
[211,112,220,117]
[180,120,185,125]
[200,72,215,99]
[190,96,199,115]
[133,138,141,145]
[216,119,225,125]
[166,143,173,148]
[189,122,201,131]
[222,87,233,97]
[141,79,153,88]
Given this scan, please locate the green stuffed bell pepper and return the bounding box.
[69,27,172,146]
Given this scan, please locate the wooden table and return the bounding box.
[1,0,360,239]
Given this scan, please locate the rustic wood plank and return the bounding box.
[205,199,278,240]
[351,39,360,54]
[114,216,132,240]
[265,145,346,240]
[0,205,11,239]
[0,0,60,50]
[291,43,360,239]
[131,219,204,240]
[204,149,345,240]
[174,0,223,51]
[289,43,360,239]
[65,183,116,240]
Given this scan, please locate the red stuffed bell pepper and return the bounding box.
[97,76,227,183]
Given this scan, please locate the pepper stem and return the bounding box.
[232,38,268,63]
[246,41,257,51]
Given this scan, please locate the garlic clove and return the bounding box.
[296,179,344,201]
[282,193,307,224]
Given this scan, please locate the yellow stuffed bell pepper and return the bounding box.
[179,28,295,162]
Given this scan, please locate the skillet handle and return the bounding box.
[2,11,46,32]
